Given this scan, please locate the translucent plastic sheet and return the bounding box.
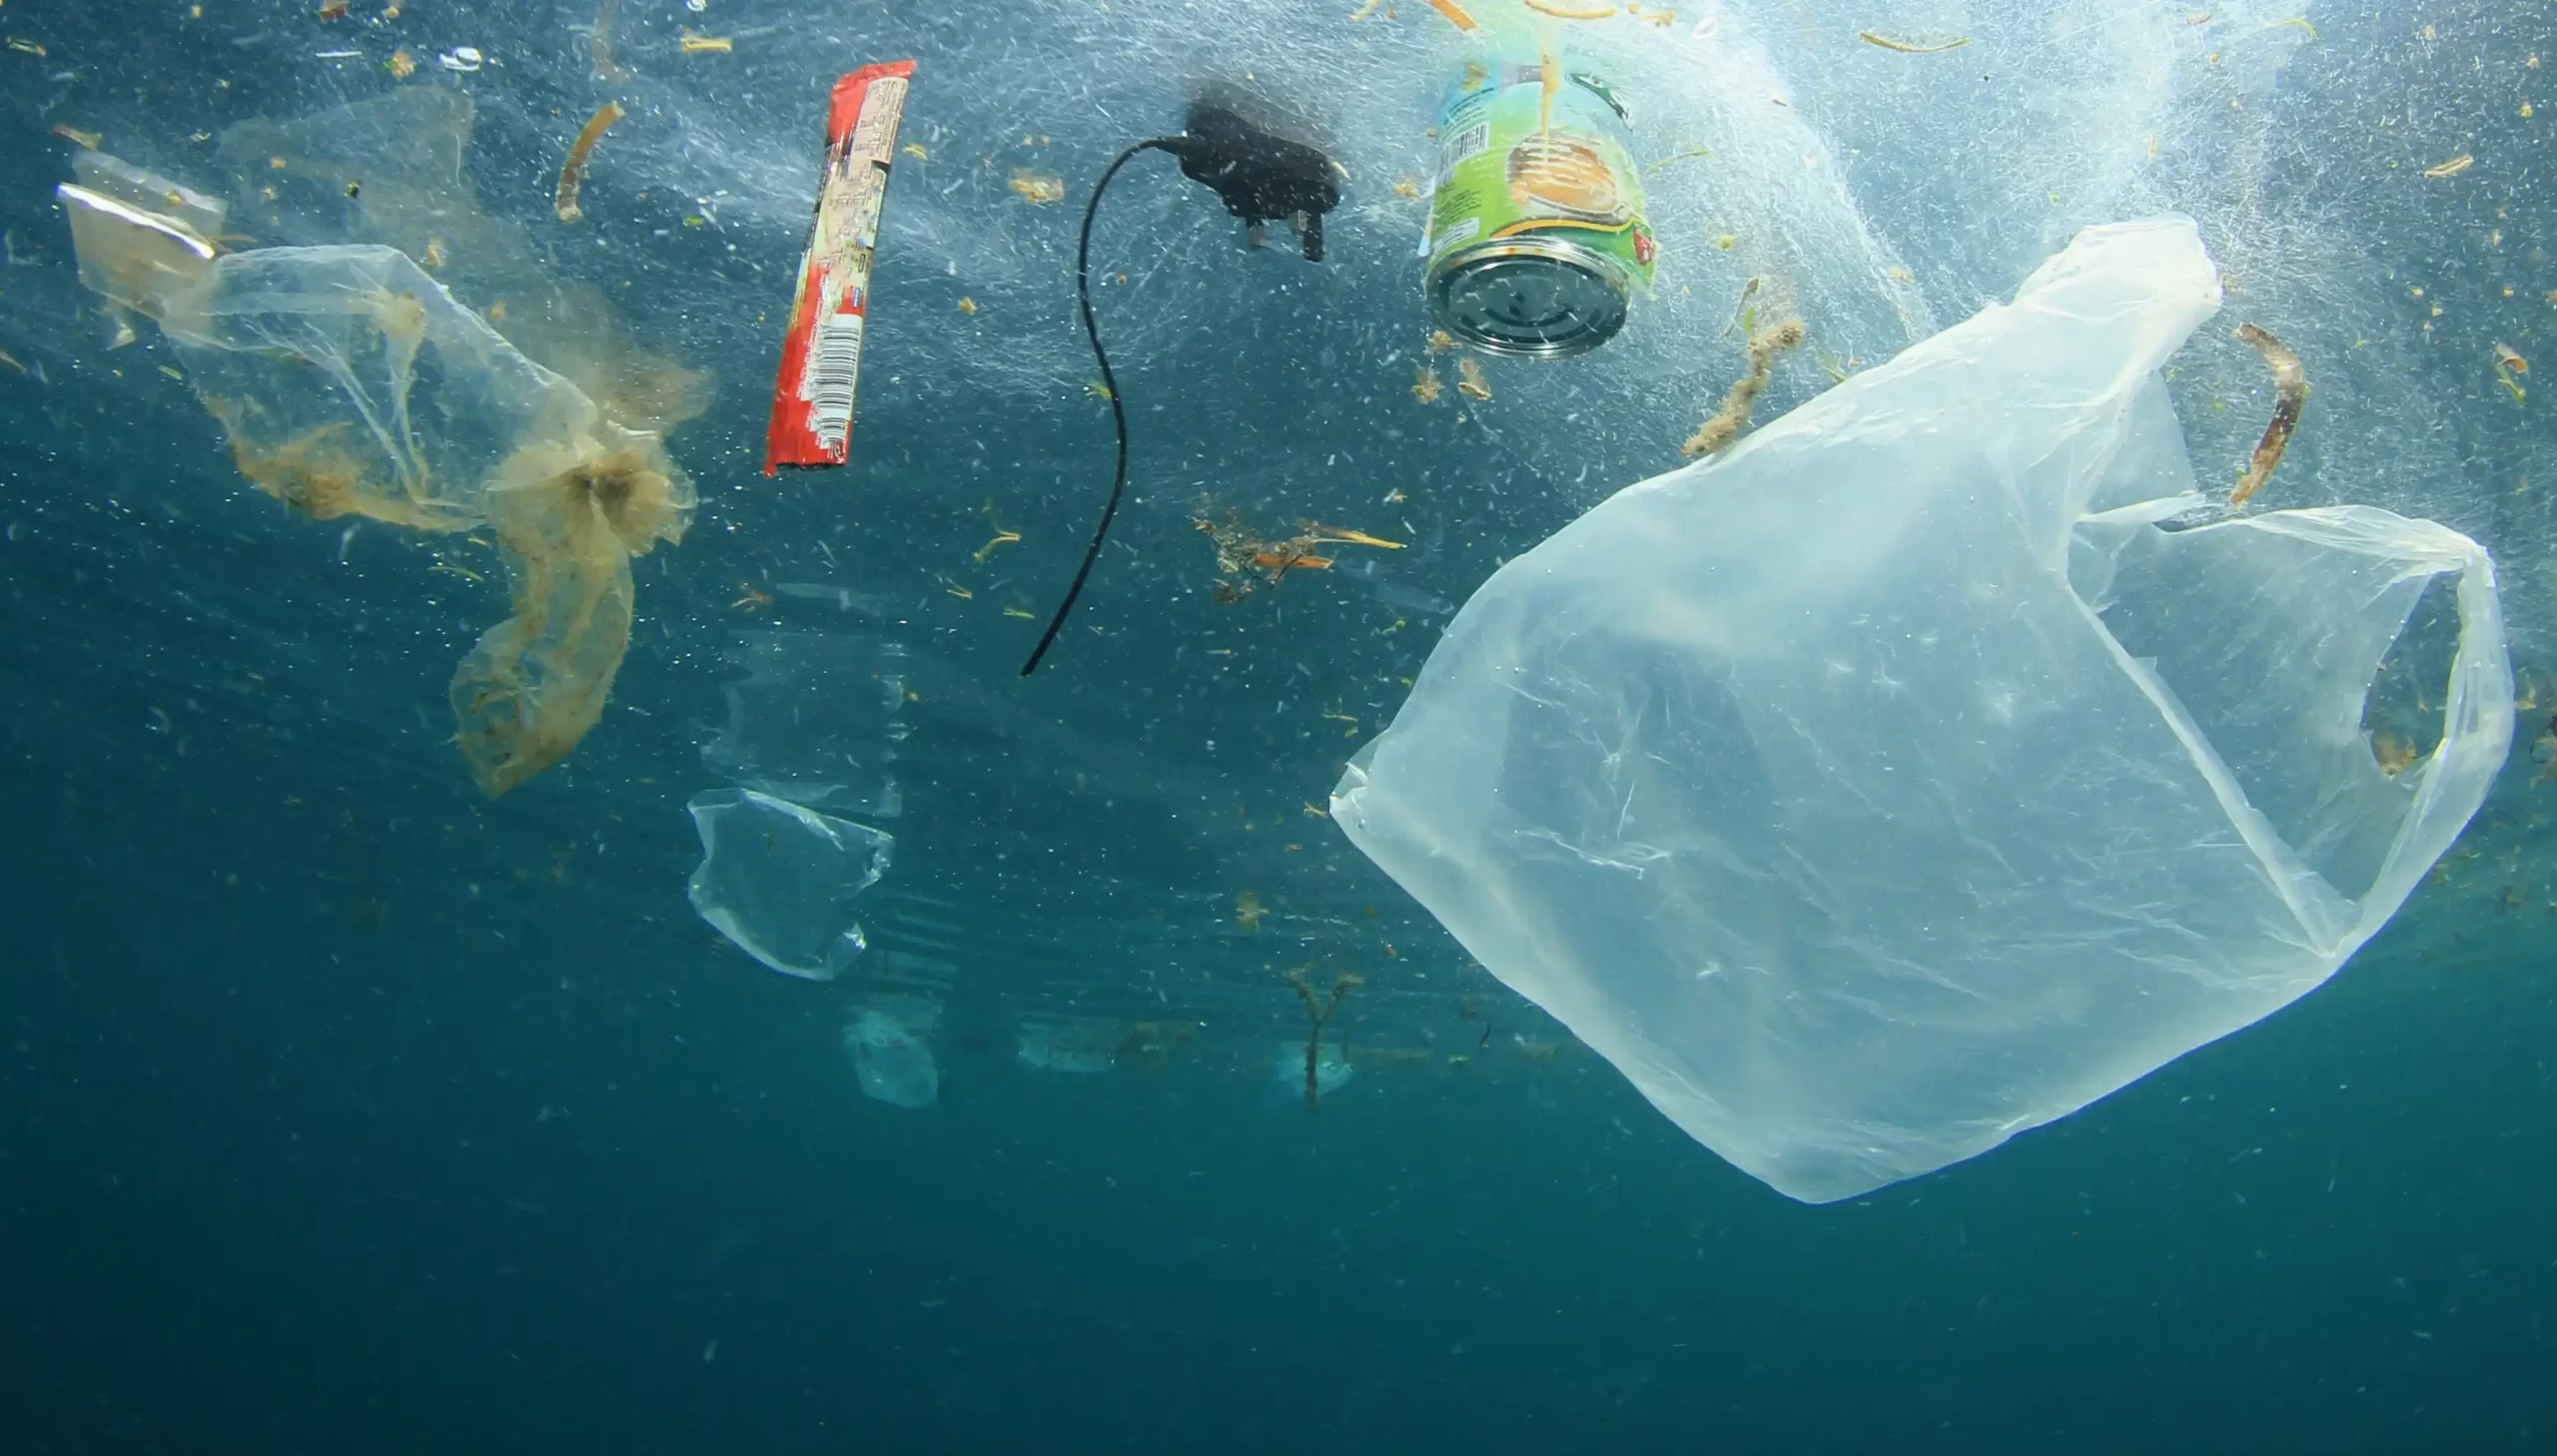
[1332,219,2514,1202]
[846,998,942,1108]
[686,787,894,982]
[214,88,713,432]
[702,631,910,819]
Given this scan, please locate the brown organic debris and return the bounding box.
[1284,967,1363,1113]
[1194,506,1404,603]
[1009,171,1066,204]
[2228,323,2306,506]
[554,101,625,223]
[1681,318,1805,458]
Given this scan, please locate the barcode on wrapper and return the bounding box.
[763,61,916,473]
[806,312,866,451]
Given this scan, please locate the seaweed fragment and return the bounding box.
[1193,506,1403,603]
[1285,968,1362,1113]
[1680,318,1805,458]
[2228,323,2305,506]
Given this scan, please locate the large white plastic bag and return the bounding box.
[1331,218,2513,1204]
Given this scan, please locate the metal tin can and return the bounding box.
[1424,45,1655,359]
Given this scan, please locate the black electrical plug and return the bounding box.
[1163,103,1341,261]
[1018,101,1345,675]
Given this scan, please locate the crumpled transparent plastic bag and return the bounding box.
[845,999,941,1109]
[152,243,692,793]
[1332,217,2514,1204]
[686,788,893,982]
[60,139,697,796]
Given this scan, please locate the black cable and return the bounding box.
[1019,137,1183,677]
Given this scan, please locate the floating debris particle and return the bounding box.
[50,123,101,149]
[0,348,28,375]
[2422,154,2474,178]
[590,0,630,79]
[1713,233,1738,250]
[902,143,928,161]
[318,0,350,19]
[974,500,1022,561]
[1349,0,1386,19]
[1237,890,1266,931]
[1194,507,1404,603]
[388,48,416,77]
[422,237,447,269]
[957,296,977,314]
[7,36,48,56]
[1425,0,1480,28]
[2372,730,2418,777]
[2266,16,2316,37]
[1393,176,1423,199]
[1718,276,1762,338]
[1681,319,1806,458]
[1427,329,1456,353]
[437,45,483,72]
[1285,967,1361,1112]
[1526,0,1619,18]
[2495,342,2528,373]
[554,101,626,223]
[1413,366,1443,402]
[1858,31,1971,52]
[1455,357,1491,399]
[1009,171,1065,204]
[678,29,732,52]
[2228,323,2306,505]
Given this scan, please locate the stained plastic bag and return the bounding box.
[158,245,694,793]
[1332,218,2514,1204]
[60,137,699,796]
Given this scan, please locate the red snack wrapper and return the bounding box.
[763,61,916,473]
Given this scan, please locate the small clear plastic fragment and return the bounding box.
[685,787,892,982]
[55,150,226,317]
[845,998,940,1107]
